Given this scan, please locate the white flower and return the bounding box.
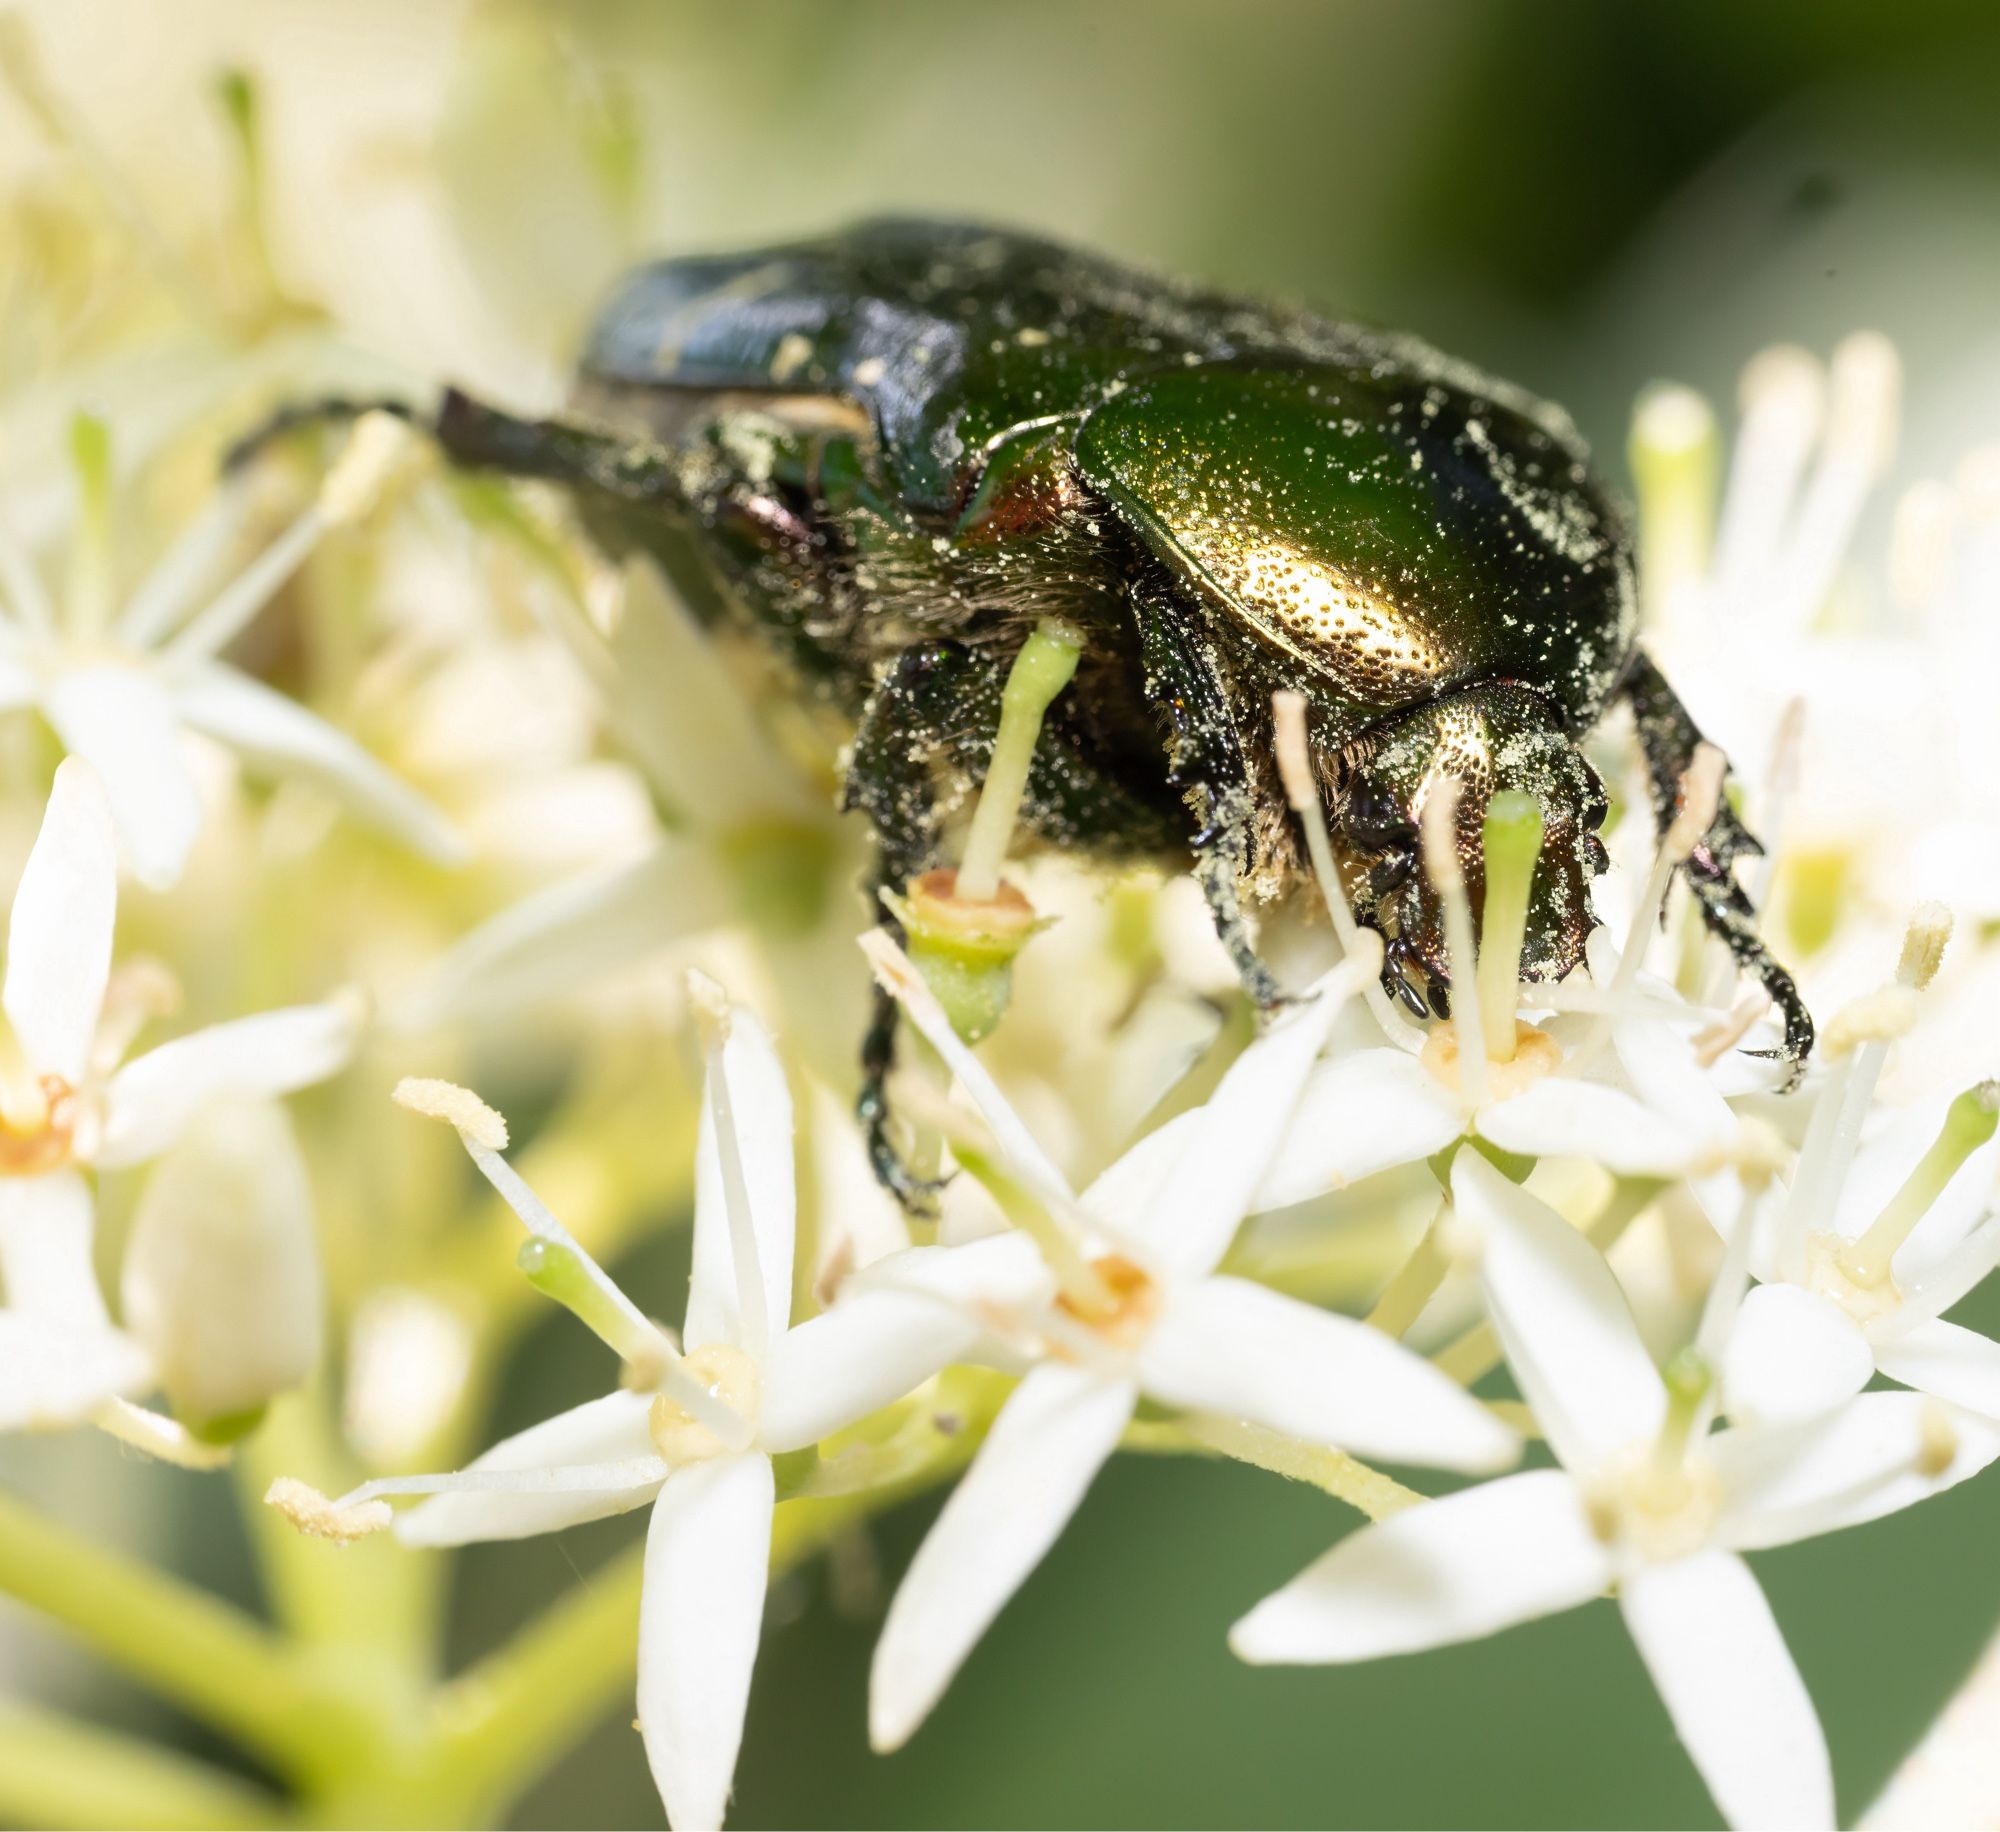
[300,981,1026,1831]
[0,759,357,1439]
[0,410,463,889]
[1722,1075,2000,1429]
[1232,1150,2000,1831]
[1255,755,1744,1206]
[858,929,1520,1754]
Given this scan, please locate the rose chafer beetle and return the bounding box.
[240,218,1810,1198]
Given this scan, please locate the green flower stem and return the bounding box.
[0,1486,330,1774]
[1124,1416,1423,1519]
[1363,1199,1451,1339]
[413,1385,1006,1826]
[0,1700,281,1832]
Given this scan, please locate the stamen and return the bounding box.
[1476,790,1541,1062]
[1713,345,1822,614]
[1629,382,1718,620]
[166,413,410,662]
[1693,989,1770,1068]
[956,618,1083,901]
[1839,1082,1999,1289]
[89,1397,232,1470]
[263,1476,391,1544]
[116,478,252,651]
[395,1075,745,1443]
[1890,480,1958,620]
[952,1135,1117,1319]
[1271,690,1423,1052]
[1787,906,1954,1274]
[688,970,768,1361]
[1897,901,1953,991]
[1614,743,1725,1001]
[1419,777,1485,1104]
[65,413,114,640]
[1918,1400,1960,1478]
[1772,331,1898,634]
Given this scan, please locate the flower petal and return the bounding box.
[1873,1318,2000,1420]
[393,1390,662,1546]
[637,1452,775,1832]
[1132,959,1367,1276]
[97,1001,359,1168]
[1714,1393,2000,1550]
[172,660,466,863]
[1255,1048,1461,1210]
[685,1004,795,1352]
[1229,1469,1611,1662]
[1611,1014,1739,1159]
[869,1362,1134,1752]
[1721,1283,1874,1429]
[5,759,117,1083]
[1137,1274,1519,1473]
[1478,1078,1712,1178]
[1620,1550,1833,1831]
[1455,1150,1665,1472]
[0,1311,151,1430]
[0,1170,106,1327]
[42,665,201,890]
[762,1235,1051,1453]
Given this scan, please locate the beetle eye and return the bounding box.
[1343,788,1414,850]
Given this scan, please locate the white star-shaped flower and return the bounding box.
[0,759,359,1440]
[0,411,462,888]
[1722,1076,2000,1429]
[288,979,1034,1831]
[858,928,1521,1754]
[1233,1150,2000,1831]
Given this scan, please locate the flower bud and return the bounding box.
[120,1100,323,1440]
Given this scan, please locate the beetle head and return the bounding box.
[1337,682,1609,1016]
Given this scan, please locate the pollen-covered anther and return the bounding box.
[0,1074,79,1176]
[647,1342,760,1461]
[1822,986,1918,1059]
[1053,1253,1161,1353]
[1917,1400,1960,1479]
[1897,902,1953,991]
[264,1476,392,1545]
[392,1077,509,1150]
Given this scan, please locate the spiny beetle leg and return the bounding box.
[1621,648,1813,1084]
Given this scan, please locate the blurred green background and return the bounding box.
[10,1,2000,1826]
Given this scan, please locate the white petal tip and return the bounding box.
[393,1076,508,1150]
[264,1476,391,1544]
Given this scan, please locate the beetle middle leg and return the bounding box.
[1620,650,1813,1077]
[1130,576,1284,1010]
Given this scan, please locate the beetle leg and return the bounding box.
[1131,577,1285,1011]
[223,395,421,472]
[1620,649,1813,1082]
[844,641,1006,1214]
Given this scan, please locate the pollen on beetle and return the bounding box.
[393,1077,509,1150]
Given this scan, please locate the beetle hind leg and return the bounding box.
[1621,650,1813,1083]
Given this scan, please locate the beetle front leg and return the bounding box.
[1132,579,1284,1010]
[1621,649,1813,1079]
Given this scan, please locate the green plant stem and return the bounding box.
[0,1701,281,1831]
[1124,1416,1423,1519]
[0,1486,323,1773]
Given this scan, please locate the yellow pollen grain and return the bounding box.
[393,1077,508,1150]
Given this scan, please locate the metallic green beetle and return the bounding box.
[245,218,1809,1197]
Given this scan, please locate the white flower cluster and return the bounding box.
[281,884,2000,1832]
